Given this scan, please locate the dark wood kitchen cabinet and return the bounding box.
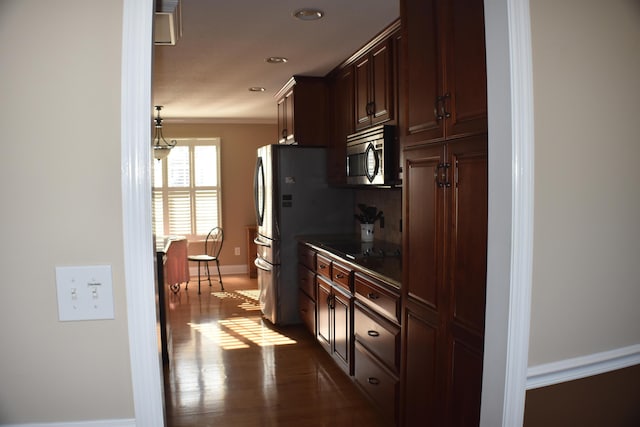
[400,0,487,147]
[354,37,394,131]
[275,76,329,146]
[353,272,401,424]
[315,254,354,375]
[401,135,487,426]
[298,244,317,336]
[327,66,354,185]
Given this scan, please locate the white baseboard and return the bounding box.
[0,419,135,427]
[189,264,248,277]
[526,343,640,389]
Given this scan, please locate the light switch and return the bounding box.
[55,265,115,321]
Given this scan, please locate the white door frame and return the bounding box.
[119,0,535,425]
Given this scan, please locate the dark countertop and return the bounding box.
[298,234,402,289]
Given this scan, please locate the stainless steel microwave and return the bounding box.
[346,125,396,186]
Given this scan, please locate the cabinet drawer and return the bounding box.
[354,272,400,323]
[331,261,352,292]
[354,341,398,423]
[298,243,316,271]
[298,265,316,300]
[316,254,332,280]
[354,302,400,373]
[298,290,316,336]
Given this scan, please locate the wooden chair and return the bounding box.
[187,227,224,294]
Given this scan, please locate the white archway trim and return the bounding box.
[121,0,165,425]
[481,0,534,425]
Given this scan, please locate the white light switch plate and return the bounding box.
[55,265,114,321]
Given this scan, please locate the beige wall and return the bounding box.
[0,0,134,424]
[529,0,640,364]
[160,123,277,266]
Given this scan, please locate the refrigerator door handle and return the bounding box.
[254,257,272,272]
[254,237,271,248]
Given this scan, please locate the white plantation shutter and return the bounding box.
[152,139,221,240]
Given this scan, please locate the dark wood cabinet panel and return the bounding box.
[447,136,488,336]
[449,338,483,427]
[298,265,316,300]
[354,302,400,373]
[354,341,399,423]
[443,0,487,138]
[332,286,352,373]
[400,0,486,147]
[355,38,395,131]
[404,143,444,310]
[299,290,316,337]
[354,272,401,324]
[401,136,487,425]
[401,0,442,144]
[327,66,354,185]
[275,76,328,146]
[316,276,332,353]
[401,306,442,426]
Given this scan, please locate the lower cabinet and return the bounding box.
[317,275,353,375]
[298,244,401,424]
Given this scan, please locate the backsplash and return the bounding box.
[354,187,402,245]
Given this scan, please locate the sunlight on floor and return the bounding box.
[188,322,249,350]
[188,316,297,350]
[219,317,297,347]
[211,289,261,312]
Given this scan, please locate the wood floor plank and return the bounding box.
[164,275,388,427]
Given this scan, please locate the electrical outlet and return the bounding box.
[234,247,240,256]
[55,265,114,321]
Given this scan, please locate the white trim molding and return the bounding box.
[0,419,136,427]
[121,0,165,426]
[527,344,640,390]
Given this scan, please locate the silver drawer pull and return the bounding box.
[335,273,345,279]
[367,377,380,385]
[367,330,380,337]
[367,292,380,300]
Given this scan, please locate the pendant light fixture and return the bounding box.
[153,105,176,160]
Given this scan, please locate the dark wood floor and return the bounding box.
[163,274,387,426]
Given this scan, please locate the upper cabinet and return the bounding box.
[400,0,487,146]
[354,38,394,131]
[275,76,329,146]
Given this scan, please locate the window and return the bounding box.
[152,139,221,240]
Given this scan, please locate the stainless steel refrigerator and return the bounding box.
[253,144,353,325]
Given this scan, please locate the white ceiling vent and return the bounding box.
[154,0,182,46]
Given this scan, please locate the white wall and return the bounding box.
[0,0,134,423]
[529,0,640,364]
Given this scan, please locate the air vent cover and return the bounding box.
[154,0,182,46]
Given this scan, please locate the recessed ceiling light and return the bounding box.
[265,56,288,64]
[293,8,324,21]
[248,87,266,92]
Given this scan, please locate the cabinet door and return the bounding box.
[442,0,487,138]
[403,143,445,309]
[370,40,393,126]
[277,95,287,143]
[284,90,295,143]
[332,286,352,374]
[327,67,354,185]
[354,55,372,130]
[316,276,332,353]
[298,290,316,336]
[400,0,443,145]
[401,143,447,425]
[402,303,443,426]
[445,136,487,426]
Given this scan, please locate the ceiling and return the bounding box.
[152,0,399,123]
